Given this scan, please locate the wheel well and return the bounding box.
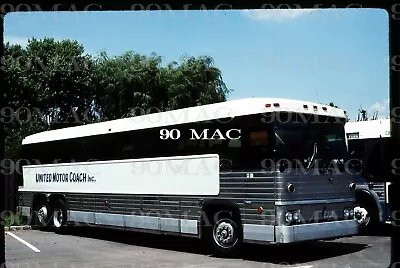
[31,194,47,211]
[355,190,379,212]
[48,194,67,207]
[200,200,243,232]
[32,193,67,211]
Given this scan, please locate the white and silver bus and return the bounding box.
[17,98,358,256]
[345,119,393,233]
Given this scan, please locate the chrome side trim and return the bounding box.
[243,224,275,242]
[275,220,358,243]
[67,211,198,235]
[124,215,159,231]
[275,198,354,206]
[180,219,198,234]
[69,211,95,224]
[96,213,124,227]
[160,218,180,233]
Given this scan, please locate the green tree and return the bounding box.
[22,37,97,128]
[3,38,98,159]
[92,52,232,120]
[92,51,167,120]
[163,55,231,110]
[3,39,232,160]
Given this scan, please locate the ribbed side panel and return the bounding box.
[370,183,386,203]
[124,195,142,215]
[180,199,201,220]
[18,171,277,227]
[67,193,96,212]
[240,172,275,225]
[275,169,355,201]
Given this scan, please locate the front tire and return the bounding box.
[204,211,242,257]
[354,202,379,235]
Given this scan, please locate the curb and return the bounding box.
[4,225,32,231]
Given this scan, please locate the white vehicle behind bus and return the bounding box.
[345,119,393,234]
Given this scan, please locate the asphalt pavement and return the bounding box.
[4,225,392,268]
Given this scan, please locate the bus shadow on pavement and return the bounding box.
[240,240,369,265]
[55,225,369,265]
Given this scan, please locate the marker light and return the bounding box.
[273,103,280,107]
[349,209,354,218]
[322,107,327,111]
[349,182,356,191]
[293,211,299,221]
[344,209,350,218]
[265,104,271,108]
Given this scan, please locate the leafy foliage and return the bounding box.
[3,38,232,160]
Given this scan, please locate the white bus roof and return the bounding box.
[345,119,390,140]
[22,98,346,145]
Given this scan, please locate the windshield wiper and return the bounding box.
[306,142,318,171]
[275,132,284,144]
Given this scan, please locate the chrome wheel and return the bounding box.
[213,219,237,249]
[354,205,370,226]
[53,209,63,228]
[37,205,48,225]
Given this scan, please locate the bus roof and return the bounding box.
[345,119,390,140]
[22,98,346,145]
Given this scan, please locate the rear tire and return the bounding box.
[34,201,53,230]
[51,199,67,231]
[203,210,243,257]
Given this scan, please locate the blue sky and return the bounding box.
[4,8,389,121]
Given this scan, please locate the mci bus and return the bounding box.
[17,98,358,256]
[345,119,393,233]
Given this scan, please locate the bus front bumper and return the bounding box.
[275,219,358,243]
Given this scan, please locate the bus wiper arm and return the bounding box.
[306,142,318,171]
[275,133,284,144]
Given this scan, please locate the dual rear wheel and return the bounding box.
[35,199,67,230]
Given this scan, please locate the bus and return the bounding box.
[345,118,393,233]
[16,98,358,256]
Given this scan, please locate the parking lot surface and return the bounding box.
[5,226,391,268]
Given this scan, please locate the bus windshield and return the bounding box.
[274,120,348,169]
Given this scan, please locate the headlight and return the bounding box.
[285,212,293,223]
[293,211,299,221]
[349,209,354,218]
[344,209,350,218]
